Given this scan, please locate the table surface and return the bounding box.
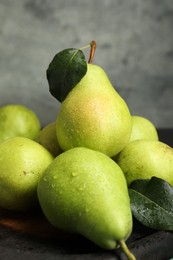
[0,129,173,260]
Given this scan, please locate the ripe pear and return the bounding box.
[0,136,53,211]
[37,147,132,250]
[36,122,62,157]
[129,115,158,142]
[116,140,173,186]
[56,64,132,157]
[0,104,41,144]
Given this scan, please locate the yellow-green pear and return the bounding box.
[116,140,173,186]
[56,64,132,157]
[0,136,53,211]
[129,115,159,142]
[37,147,133,251]
[0,104,41,144]
[36,122,62,157]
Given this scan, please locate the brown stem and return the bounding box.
[88,40,97,63]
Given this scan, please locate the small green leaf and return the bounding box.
[129,177,173,230]
[46,48,87,103]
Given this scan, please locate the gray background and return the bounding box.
[0,0,173,128]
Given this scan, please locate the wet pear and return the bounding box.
[37,147,133,250]
[116,140,173,186]
[56,64,132,157]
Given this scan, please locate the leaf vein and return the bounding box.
[61,49,79,86]
[130,189,173,216]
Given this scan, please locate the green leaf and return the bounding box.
[129,177,173,231]
[46,48,87,103]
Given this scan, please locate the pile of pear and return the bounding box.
[0,63,173,257]
[38,63,173,251]
[0,104,54,211]
[53,62,173,188]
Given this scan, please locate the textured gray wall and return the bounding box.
[0,0,173,127]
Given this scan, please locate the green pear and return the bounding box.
[56,63,132,157]
[37,147,132,250]
[129,115,158,142]
[0,104,41,144]
[36,122,62,157]
[0,136,53,211]
[116,140,173,186]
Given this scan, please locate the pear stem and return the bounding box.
[88,40,96,64]
[118,240,136,260]
[79,44,91,51]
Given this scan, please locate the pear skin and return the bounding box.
[116,140,173,186]
[36,122,62,157]
[0,136,53,211]
[37,147,132,250]
[129,116,159,142]
[0,104,41,143]
[56,64,132,157]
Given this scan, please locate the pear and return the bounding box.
[37,147,133,251]
[0,104,41,144]
[56,63,132,157]
[36,122,62,157]
[129,115,158,142]
[116,140,173,186]
[0,136,53,211]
